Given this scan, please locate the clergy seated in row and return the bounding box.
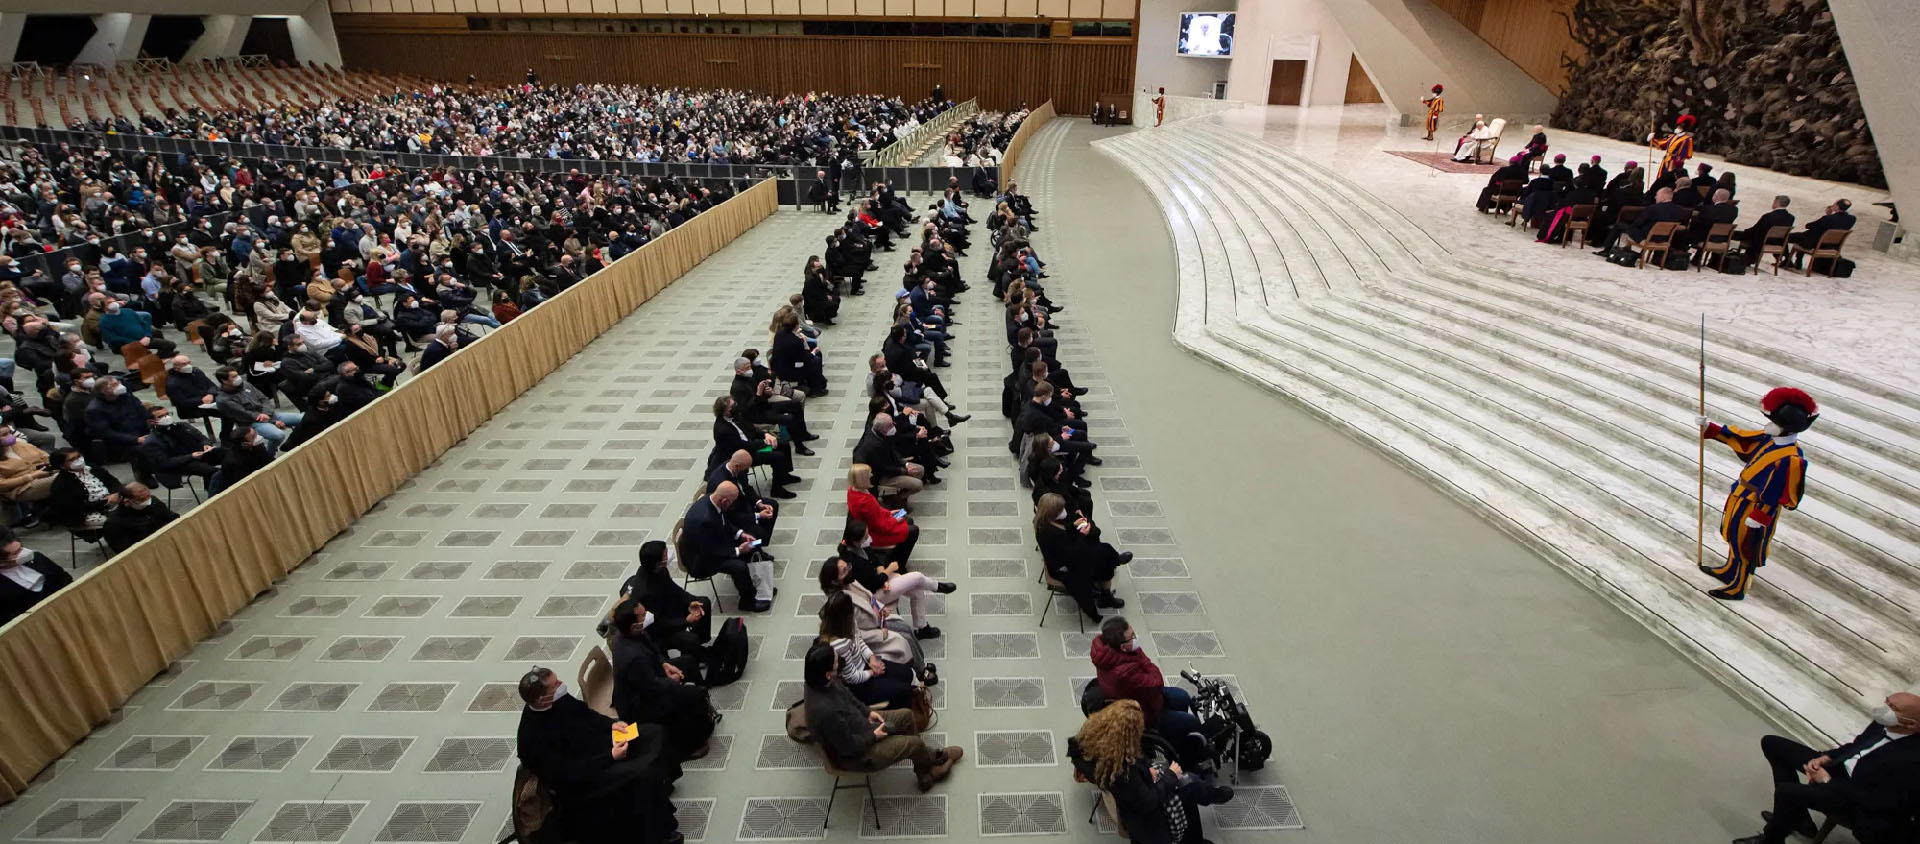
[608,597,717,762]
[514,666,684,844]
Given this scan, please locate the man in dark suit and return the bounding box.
[680,482,772,612]
[1692,162,1718,193]
[1585,155,1608,191]
[854,415,927,501]
[162,356,219,426]
[1738,196,1796,256]
[1014,381,1100,471]
[1542,153,1574,185]
[707,449,786,546]
[1680,188,1741,254]
[728,358,816,452]
[513,667,683,844]
[138,404,223,488]
[1732,691,1920,844]
[1595,187,1692,261]
[608,598,714,761]
[1475,154,1530,211]
[0,530,71,624]
[1788,199,1857,265]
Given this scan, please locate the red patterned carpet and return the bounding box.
[1386,150,1500,174]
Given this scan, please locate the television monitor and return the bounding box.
[1177,12,1235,58]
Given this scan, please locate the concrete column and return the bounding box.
[286,0,342,67]
[182,15,255,62]
[74,13,151,66]
[1827,0,1920,243]
[0,14,26,66]
[1306,0,1554,122]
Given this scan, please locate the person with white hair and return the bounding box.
[416,324,459,372]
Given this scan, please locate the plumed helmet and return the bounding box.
[1432,84,1444,93]
[1761,387,1819,434]
[1676,114,1697,130]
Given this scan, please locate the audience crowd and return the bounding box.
[0,134,744,624]
[936,107,1029,167]
[69,81,951,167]
[1472,134,1857,273]
[504,163,1249,843]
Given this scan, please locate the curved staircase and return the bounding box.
[1096,119,1920,744]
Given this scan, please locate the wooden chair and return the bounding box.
[119,340,150,370]
[1753,225,1791,275]
[137,353,168,400]
[670,517,722,605]
[1488,180,1523,214]
[183,318,206,346]
[1627,221,1682,269]
[1561,204,1596,249]
[577,645,617,719]
[1036,569,1088,633]
[1694,222,1735,271]
[1788,228,1852,277]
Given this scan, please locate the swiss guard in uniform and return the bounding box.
[1697,387,1816,601]
[1649,114,1697,182]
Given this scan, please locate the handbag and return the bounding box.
[910,686,936,732]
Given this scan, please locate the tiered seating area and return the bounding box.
[3,59,431,130]
[1096,119,1920,744]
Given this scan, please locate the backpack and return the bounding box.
[1663,248,1691,271]
[1719,253,1749,275]
[705,618,748,686]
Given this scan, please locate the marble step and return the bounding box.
[1170,134,1920,599]
[1145,148,1920,686]
[1097,128,1907,742]
[1204,125,1920,445]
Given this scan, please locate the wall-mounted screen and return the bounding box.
[1177,12,1235,58]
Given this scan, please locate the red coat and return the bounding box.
[846,488,910,546]
[1090,636,1165,721]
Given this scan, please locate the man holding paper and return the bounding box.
[515,666,682,844]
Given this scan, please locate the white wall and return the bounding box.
[181,14,253,62]
[1828,0,1919,251]
[1222,0,1355,107]
[282,0,341,67]
[73,12,146,65]
[1134,0,1235,101]
[1312,0,1555,120]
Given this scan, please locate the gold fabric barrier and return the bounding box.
[0,179,779,802]
[997,101,1056,182]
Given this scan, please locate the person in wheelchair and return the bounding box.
[1068,698,1234,844]
[1089,617,1207,765]
[514,666,683,844]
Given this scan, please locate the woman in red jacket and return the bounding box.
[848,463,919,566]
[1090,616,1208,766]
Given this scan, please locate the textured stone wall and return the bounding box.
[1552,0,1883,187]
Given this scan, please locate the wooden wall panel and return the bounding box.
[1428,0,1578,93]
[1342,53,1382,104]
[336,29,1133,113]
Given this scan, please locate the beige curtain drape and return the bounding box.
[998,101,1056,180]
[0,179,779,802]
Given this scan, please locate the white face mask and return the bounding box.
[548,682,570,702]
[641,611,656,629]
[1763,421,1784,437]
[174,365,192,375]
[69,459,85,471]
[1052,510,1067,522]
[1120,639,1137,652]
[1872,704,1903,728]
[156,415,174,427]
[80,378,96,390]
[129,498,150,509]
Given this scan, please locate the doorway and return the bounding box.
[1267,60,1307,106]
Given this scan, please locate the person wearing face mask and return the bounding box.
[138,404,223,489]
[618,541,712,662]
[608,597,715,761]
[252,288,291,336]
[82,377,150,464]
[209,425,273,494]
[161,355,218,425]
[210,366,302,454]
[416,324,459,372]
[1015,380,1100,471]
[1733,692,1920,844]
[1696,387,1816,602]
[1089,617,1210,768]
[96,298,177,358]
[103,482,178,552]
[0,530,72,625]
[514,665,683,844]
[1035,491,1132,619]
[0,423,55,517]
[44,446,119,533]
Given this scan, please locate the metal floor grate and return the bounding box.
[22,799,139,841]
[977,792,1065,836]
[316,737,412,772]
[1150,630,1226,657]
[971,677,1047,709]
[974,730,1057,766]
[737,796,829,840]
[269,683,359,712]
[372,802,478,843]
[971,632,1040,659]
[133,800,252,842]
[859,795,947,839]
[673,798,715,841]
[99,735,203,771]
[255,801,364,843]
[204,736,306,771]
[754,734,820,770]
[1210,785,1305,829]
[422,737,514,773]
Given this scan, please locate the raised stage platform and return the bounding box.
[1095,111,1920,745]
